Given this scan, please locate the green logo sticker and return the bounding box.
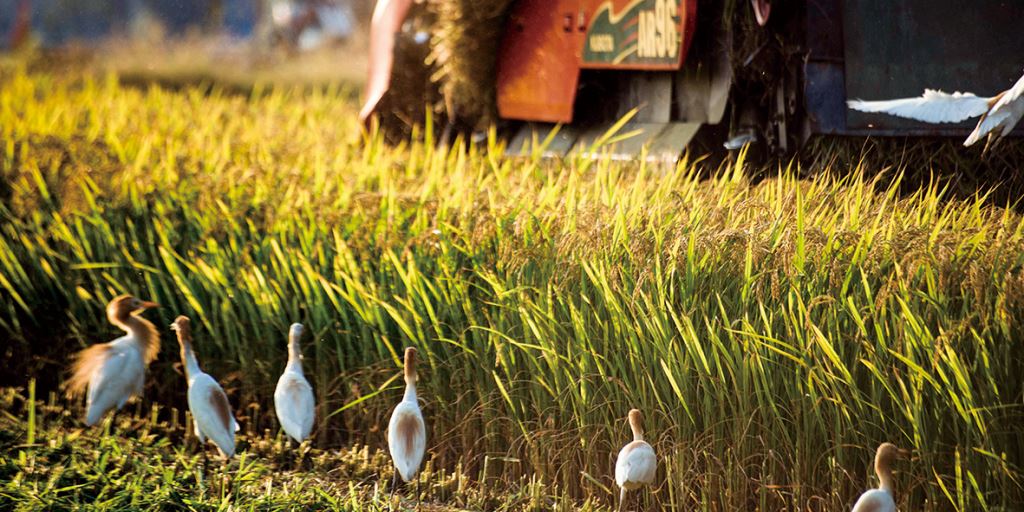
[583,0,682,67]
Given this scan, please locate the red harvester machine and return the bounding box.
[361,0,1024,162]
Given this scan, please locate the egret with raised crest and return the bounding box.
[67,295,160,426]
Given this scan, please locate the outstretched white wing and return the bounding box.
[964,72,1024,146]
[848,89,991,124]
[990,72,1024,113]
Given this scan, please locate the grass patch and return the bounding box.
[0,384,594,511]
[1,65,1023,510]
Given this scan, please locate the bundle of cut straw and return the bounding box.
[427,0,515,130]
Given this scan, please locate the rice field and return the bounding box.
[0,384,587,510]
[1,63,1024,510]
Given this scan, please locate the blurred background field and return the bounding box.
[1,0,372,91]
[2,1,1024,511]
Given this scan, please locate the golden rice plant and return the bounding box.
[1,66,1023,510]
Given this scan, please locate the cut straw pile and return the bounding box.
[427,0,515,130]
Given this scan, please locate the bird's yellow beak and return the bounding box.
[139,301,160,309]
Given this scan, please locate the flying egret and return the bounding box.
[171,315,238,458]
[848,71,1024,148]
[615,409,657,511]
[851,442,910,512]
[66,295,160,426]
[274,323,315,444]
[387,346,426,505]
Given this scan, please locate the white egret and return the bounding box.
[387,346,426,504]
[171,315,237,458]
[274,323,315,444]
[851,442,910,512]
[67,295,160,426]
[615,409,657,511]
[848,71,1024,148]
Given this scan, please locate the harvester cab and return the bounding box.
[360,0,1024,162]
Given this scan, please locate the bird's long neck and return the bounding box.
[176,336,201,379]
[117,314,160,364]
[876,463,894,493]
[287,336,304,374]
[626,423,643,444]
[402,377,418,403]
[629,419,644,442]
[402,352,418,403]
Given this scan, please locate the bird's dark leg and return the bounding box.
[982,135,994,157]
[415,474,421,510]
[222,461,230,502]
[388,471,399,511]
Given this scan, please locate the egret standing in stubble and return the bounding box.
[66,295,160,426]
[387,347,426,505]
[274,323,315,444]
[851,442,910,512]
[615,409,657,511]
[171,315,238,458]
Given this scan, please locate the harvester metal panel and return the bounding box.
[505,123,582,158]
[841,0,1024,136]
[569,121,699,162]
[504,121,699,163]
[496,0,583,123]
